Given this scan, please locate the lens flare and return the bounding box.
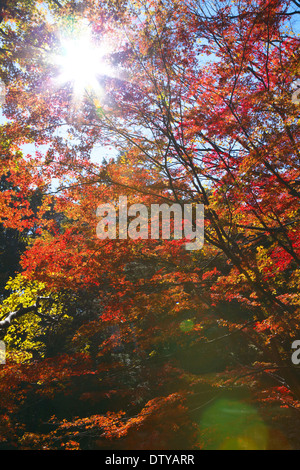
[199,399,269,450]
[54,26,115,102]
[179,319,194,333]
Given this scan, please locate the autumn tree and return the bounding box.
[0,0,299,450]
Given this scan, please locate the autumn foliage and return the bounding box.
[0,0,299,450]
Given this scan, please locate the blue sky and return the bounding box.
[0,2,299,170]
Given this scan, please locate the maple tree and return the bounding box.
[0,0,299,450]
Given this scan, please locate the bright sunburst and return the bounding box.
[55,28,114,101]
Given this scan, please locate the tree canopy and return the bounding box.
[0,0,299,450]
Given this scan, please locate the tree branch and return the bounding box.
[0,297,56,333]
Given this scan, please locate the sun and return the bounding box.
[55,30,113,100]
